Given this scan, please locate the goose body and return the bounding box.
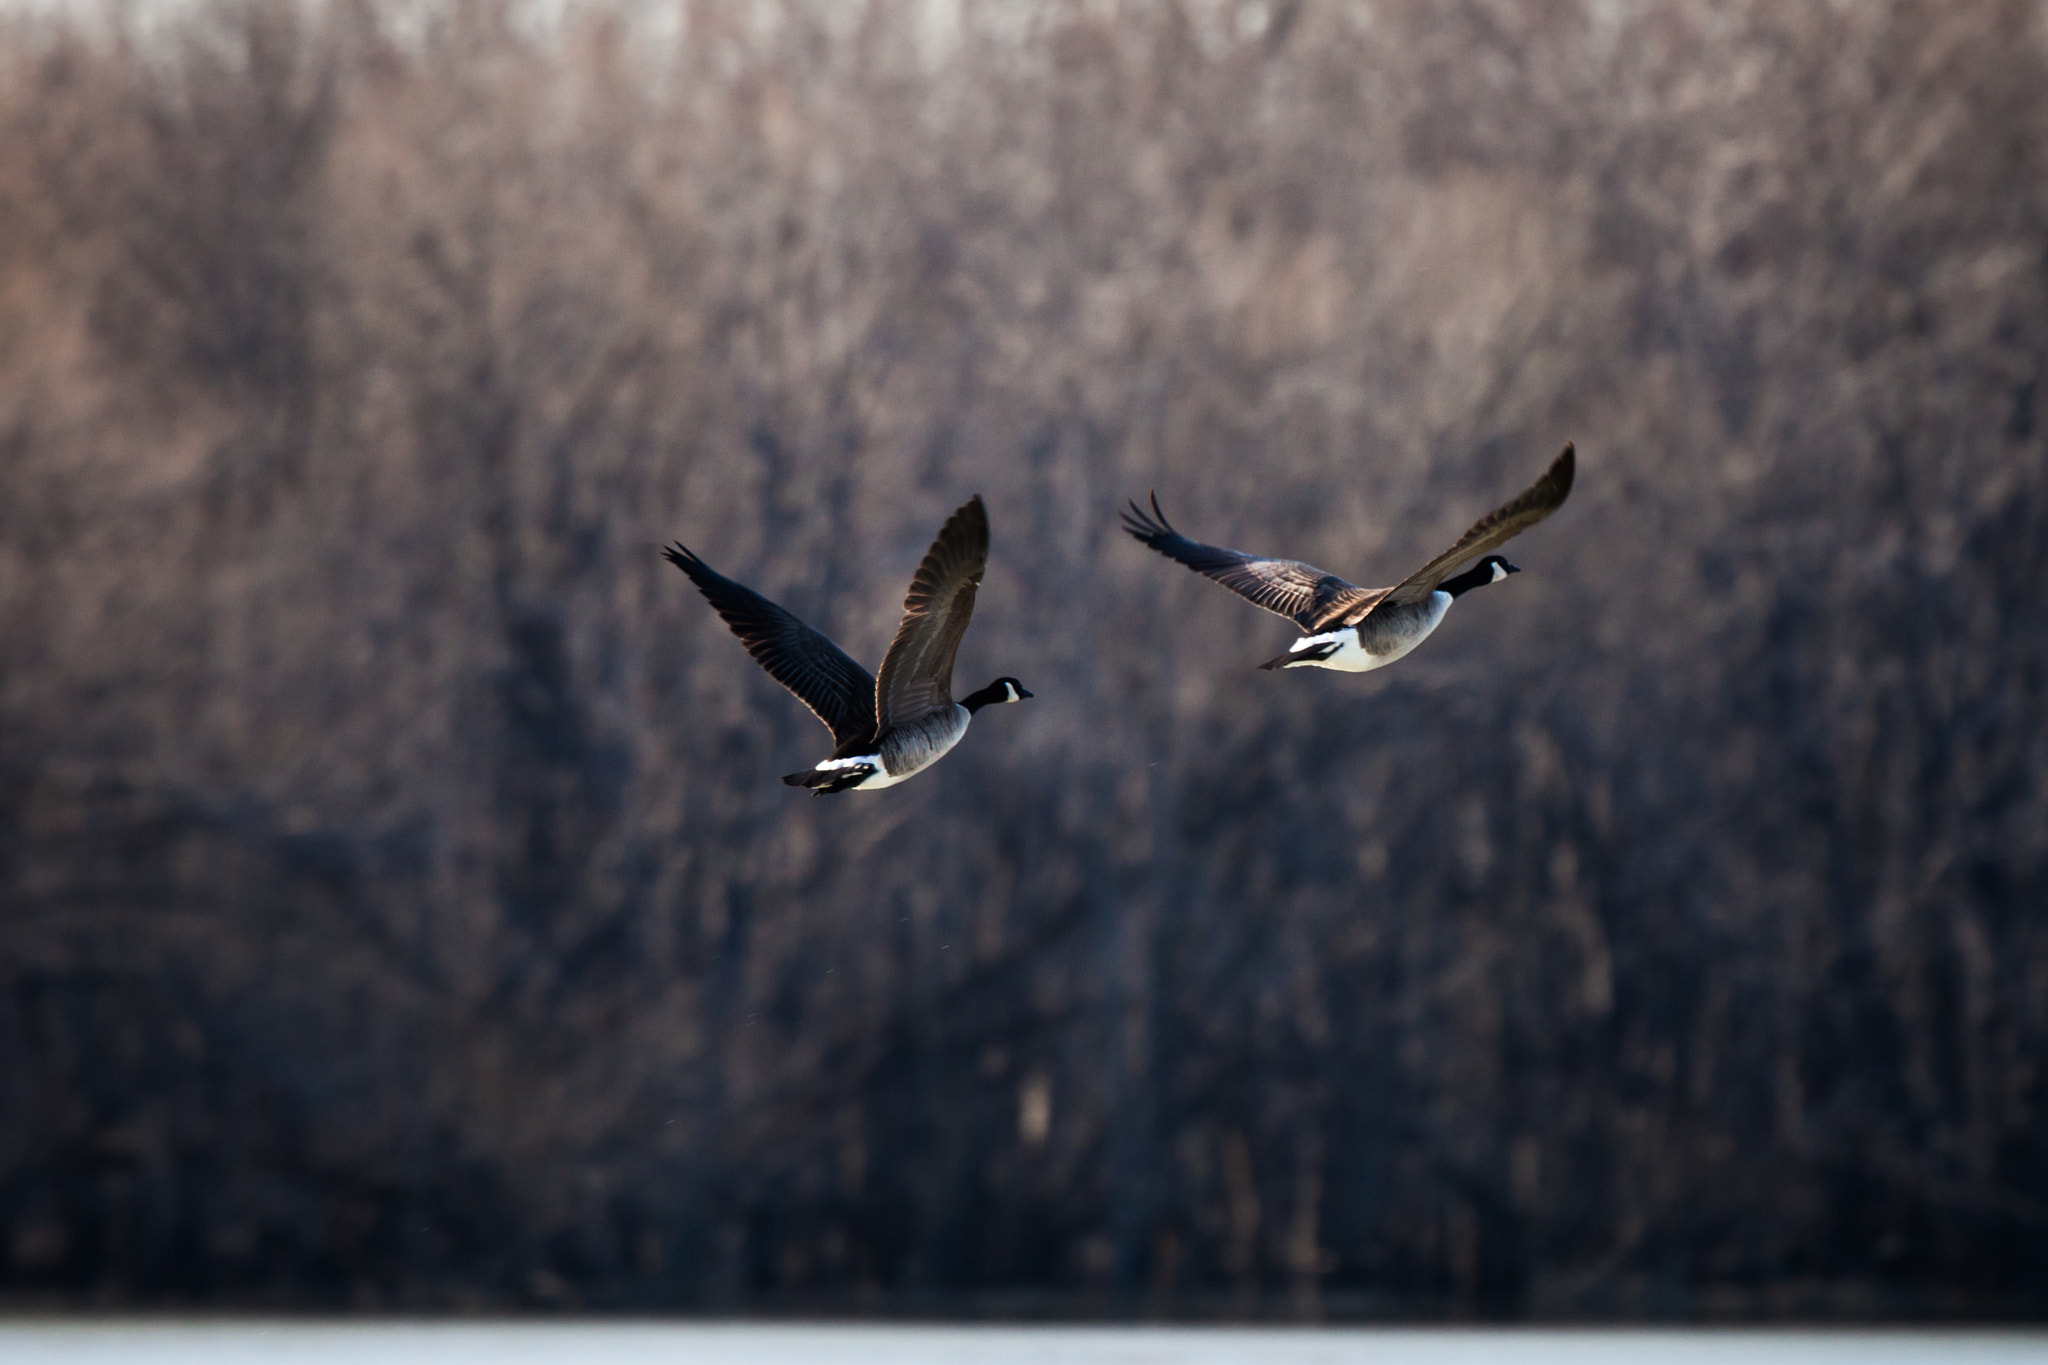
[804,678,1029,790]
[1286,588,1455,672]
[1122,444,1574,673]
[665,496,1031,794]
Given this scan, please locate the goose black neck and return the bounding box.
[1442,562,1501,599]
[961,681,1009,714]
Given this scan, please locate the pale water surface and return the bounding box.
[2,1323,2045,1364]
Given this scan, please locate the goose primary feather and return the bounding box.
[665,495,1032,794]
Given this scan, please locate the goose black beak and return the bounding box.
[1016,686,1034,699]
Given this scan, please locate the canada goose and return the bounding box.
[664,495,1032,794]
[1122,443,1574,672]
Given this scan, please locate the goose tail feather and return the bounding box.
[783,766,869,795]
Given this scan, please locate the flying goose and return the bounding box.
[1122,443,1574,672]
[664,495,1031,794]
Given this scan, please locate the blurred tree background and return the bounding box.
[1,0,2045,1317]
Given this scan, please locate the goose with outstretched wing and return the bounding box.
[665,496,1031,794]
[1122,443,1575,672]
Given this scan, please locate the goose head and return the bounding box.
[1444,555,1520,598]
[962,677,1034,713]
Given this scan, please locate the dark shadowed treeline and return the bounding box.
[2,0,2045,1317]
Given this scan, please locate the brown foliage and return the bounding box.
[1,0,2045,1316]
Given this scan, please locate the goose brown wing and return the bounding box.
[1121,493,1380,632]
[875,495,989,731]
[1367,442,1576,615]
[664,543,877,750]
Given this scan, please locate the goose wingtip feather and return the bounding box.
[1120,491,1177,544]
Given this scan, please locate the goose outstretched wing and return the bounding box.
[1368,443,1575,615]
[875,496,989,730]
[664,543,878,750]
[1120,494,1382,632]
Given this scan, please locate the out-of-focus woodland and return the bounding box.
[2,0,2045,1317]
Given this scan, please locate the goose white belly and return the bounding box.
[1290,590,1453,673]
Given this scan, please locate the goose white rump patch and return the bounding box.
[813,753,905,789]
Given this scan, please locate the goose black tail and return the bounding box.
[1258,642,1336,671]
[783,765,871,795]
